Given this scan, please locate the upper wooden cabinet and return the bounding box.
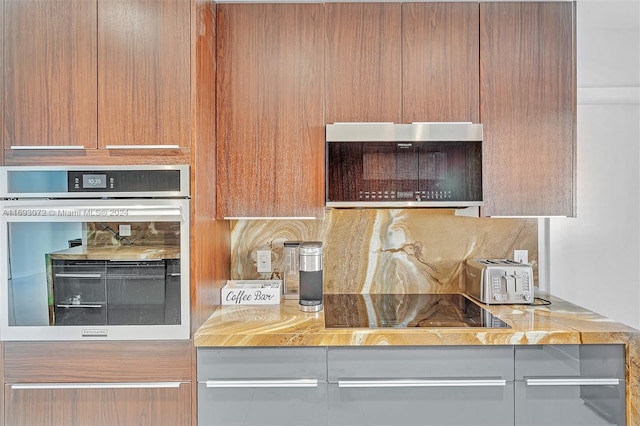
[3,0,191,153]
[98,0,191,149]
[3,0,98,149]
[480,2,575,217]
[402,3,479,123]
[325,3,402,124]
[216,3,324,218]
[325,2,479,124]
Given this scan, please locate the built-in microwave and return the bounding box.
[326,122,483,208]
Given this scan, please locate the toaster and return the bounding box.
[465,259,534,305]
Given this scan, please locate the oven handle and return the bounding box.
[337,378,507,388]
[11,382,183,390]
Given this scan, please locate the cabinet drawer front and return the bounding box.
[197,382,328,426]
[328,382,514,426]
[197,347,326,381]
[515,381,625,426]
[515,345,625,379]
[327,346,514,381]
[6,382,191,426]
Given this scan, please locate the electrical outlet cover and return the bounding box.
[257,250,272,273]
[514,250,528,264]
[119,224,132,237]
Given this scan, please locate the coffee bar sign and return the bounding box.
[221,280,282,305]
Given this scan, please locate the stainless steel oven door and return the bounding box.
[0,198,190,341]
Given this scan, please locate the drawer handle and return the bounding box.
[525,378,620,387]
[337,379,507,388]
[205,379,318,388]
[10,145,85,150]
[11,382,182,390]
[105,145,180,150]
[55,273,102,278]
[56,304,103,308]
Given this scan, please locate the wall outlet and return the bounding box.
[514,249,528,264]
[119,224,131,237]
[256,250,272,273]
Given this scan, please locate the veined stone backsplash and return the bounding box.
[86,222,180,247]
[231,209,538,294]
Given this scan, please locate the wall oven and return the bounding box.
[0,165,190,341]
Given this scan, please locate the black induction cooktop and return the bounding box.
[324,293,510,329]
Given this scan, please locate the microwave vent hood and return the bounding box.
[325,122,483,209]
[326,122,482,142]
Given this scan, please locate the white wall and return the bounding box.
[549,0,640,329]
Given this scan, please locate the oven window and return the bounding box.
[5,221,181,328]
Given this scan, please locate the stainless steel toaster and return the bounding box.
[465,259,534,305]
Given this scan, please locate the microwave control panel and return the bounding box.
[359,190,454,201]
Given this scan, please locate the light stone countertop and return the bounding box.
[48,245,180,260]
[194,293,639,423]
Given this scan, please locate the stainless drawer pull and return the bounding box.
[337,379,507,388]
[169,273,181,277]
[205,379,318,388]
[55,273,102,278]
[525,378,620,386]
[11,382,182,390]
[105,145,180,150]
[56,304,103,309]
[10,145,85,150]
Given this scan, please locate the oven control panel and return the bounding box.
[68,170,181,193]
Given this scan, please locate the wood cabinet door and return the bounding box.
[402,3,479,123]
[216,4,324,218]
[4,382,191,426]
[97,0,191,149]
[3,341,192,426]
[480,2,575,217]
[3,0,97,149]
[325,3,402,124]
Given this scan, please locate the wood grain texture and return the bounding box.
[1,1,4,166]
[325,3,402,124]
[4,383,190,426]
[216,4,325,218]
[193,0,231,333]
[3,148,190,166]
[3,0,97,148]
[4,341,192,382]
[98,0,191,148]
[480,2,576,217]
[402,3,479,123]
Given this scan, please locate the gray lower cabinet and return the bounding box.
[197,345,626,426]
[515,345,626,426]
[327,346,515,426]
[197,347,328,426]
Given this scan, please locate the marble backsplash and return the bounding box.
[231,209,538,294]
[85,222,180,247]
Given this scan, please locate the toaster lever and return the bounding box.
[501,273,517,299]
